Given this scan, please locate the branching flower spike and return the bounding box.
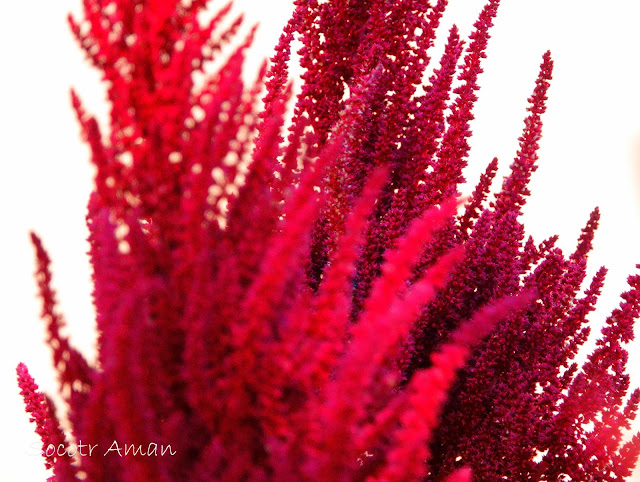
[18,0,640,481]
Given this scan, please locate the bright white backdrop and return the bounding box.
[1,1,639,480]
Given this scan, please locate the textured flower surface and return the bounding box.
[18,0,640,480]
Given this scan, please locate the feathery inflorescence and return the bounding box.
[18,0,640,480]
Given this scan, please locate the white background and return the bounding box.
[1,1,639,480]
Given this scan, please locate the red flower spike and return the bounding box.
[19,0,640,480]
[443,467,473,482]
[29,233,93,396]
[17,363,76,479]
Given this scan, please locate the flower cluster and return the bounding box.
[18,0,640,480]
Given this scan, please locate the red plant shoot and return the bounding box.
[18,0,640,480]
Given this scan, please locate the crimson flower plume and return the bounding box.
[17,0,640,481]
